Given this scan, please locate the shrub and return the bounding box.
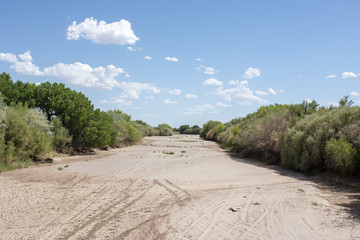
[200,121,223,140]
[281,106,360,173]
[3,104,53,164]
[156,123,173,136]
[325,137,358,175]
[51,118,71,152]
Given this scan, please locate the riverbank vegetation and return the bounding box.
[200,98,360,177]
[0,72,172,172]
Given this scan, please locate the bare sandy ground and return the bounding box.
[0,135,359,239]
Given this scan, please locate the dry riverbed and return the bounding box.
[0,135,359,239]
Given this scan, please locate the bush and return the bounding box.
[2,104,53,164]
[156,123,173,136]
[325,137,358,175]
[281,107,360,173]
[200,121,223,140]
[51,118,71,152]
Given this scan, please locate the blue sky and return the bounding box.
[0,0,359,127]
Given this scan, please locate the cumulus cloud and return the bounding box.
[0,51,44,76]
[278,89,284,93]
[185,94,197,99]
[103,82,160,106]
[168,89,182,95]
[44,62,126,89]
[214,81,267,105]
[165,56,178,62]
[127,46,136,51]
[11,61,44,76]
[66,17,139,45]
[243,67,261,79]
[350,91,360,96]
[342,72,357,79]
[0,53,18,63]
[216,102,232,108]
[1,51,134,89]
[203,78,223,86]
[144,56,152,60]
[196,65,218,75]
[182,103,214,115]
[325,74,336,79]
[102,98,133,106]
[195,58,202,61]
[164,99,178,104]
[268,87,277,95]
[255,90,268,96]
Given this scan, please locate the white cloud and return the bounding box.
[216,102,232,108]
[66,17,139,45]
[350,91,360,96]
[44,62,125,89]
[305,98,312,103]
[214,81,267,105]
[182,103,214,115]
[243,67,261,79]
[102,98,133,106]
[0,51,44,76]
[165,56,178,62]
[210,111,219,114]
[195,58,202,61]
[342,72,357,79]
[185,94,197,99]
[268,87,277,95]
[228,80,239,85]
[127,46,136,51]
[164,99,178,104]
[278,89,284,93]
[103,82,160,106]
[325,74,336,79]
[255,90,268,96]
[203,78,223,86]
[18,51,33,62]
[328,101,339,107]
[197,65,218,75]
[11,61,44,76]
[0,53,18,63]
[144,56,152,60]
[168,89,181,95]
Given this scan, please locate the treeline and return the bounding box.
[173,125,201,134]
[0,72,173,171]
[200,97,360,176]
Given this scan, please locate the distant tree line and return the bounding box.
[200,98,360,177]
[0,72,173,172]
[174,125,201,135]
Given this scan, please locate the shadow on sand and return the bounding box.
[226,151,360,222]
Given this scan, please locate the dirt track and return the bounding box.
[0,135,359,239]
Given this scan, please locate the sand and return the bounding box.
[0,135,359,239]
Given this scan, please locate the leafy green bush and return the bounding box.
[51,118,71,152]
[156,123,173,136]
[325,137,358,175]
[2,104,53,165]
[281,107,360,173]
[200,121,223,139]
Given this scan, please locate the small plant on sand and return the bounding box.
[181,150,186,153]
[298,189,305,192]
[311,202,318,206]
[58,167,63,171]
[64,164,69,168]
[253,202,261,205]
[162,151,175,155]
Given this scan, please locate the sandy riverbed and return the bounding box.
[0,135,359,239]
